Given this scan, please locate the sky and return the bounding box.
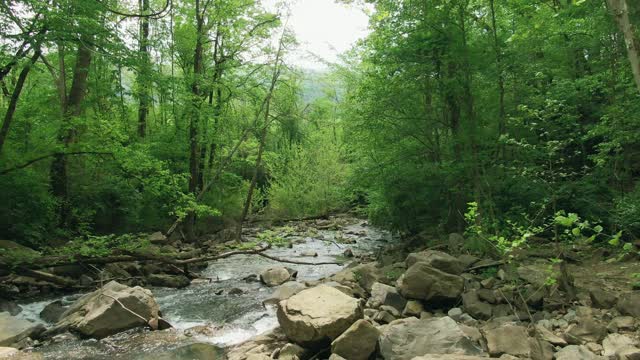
[262,0,371,69]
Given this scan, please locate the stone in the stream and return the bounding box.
[138,343,225,360]
[617,292,640,317]
[0,301,22,316]
[40,300,67,323]
[147,274,191,288]
[378,316,484,360]
[330,319,379,360]
[397,262,464,305]
[52,281,162,339]
[276,284,363,346]
[534,324,567,346]
[0,312,44,347]
[405,250,465,275]
[260,267,291,287]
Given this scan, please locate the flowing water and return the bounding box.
[15,218,390,359]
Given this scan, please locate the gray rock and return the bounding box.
[565,318,607,344]
[263,282,306,306]
[405,250,465,275]
[607,316,636,332]
[331,319,379,360]
[555,345,604,360]
[373,310,396,324]
[278,343,308,360]
[378,316,484,360]
[412,356,487,360]
[0,301,21,316]
[0,312,43,347]
[484,324,531,357]
[260,267,291,287]
[148,232,168,244]
[602,333,639,358]
[397,263,464,305]
[590,288,618,309]
[40,301,66,323]
[447,307,463,321]
[462,291,492,320]
[534,324,567,346]
[617,292,640,318]
[53,281,162,339]
[402,300,424,317]
[276,285,363,346]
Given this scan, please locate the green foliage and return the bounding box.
[266,128,351,219]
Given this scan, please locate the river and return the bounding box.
[15,217,390,359]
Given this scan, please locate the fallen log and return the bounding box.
[3,243,343,274]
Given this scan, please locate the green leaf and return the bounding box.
[571,228,581,236]
[594,225,603,233]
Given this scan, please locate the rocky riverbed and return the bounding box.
[0,216,391,359]
[2,216,640,360]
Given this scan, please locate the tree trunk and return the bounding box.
[607,0,640,93]
[50,40,93,228]
[137,0,151,138]
[184,0,206,242]
[0,48,41,155]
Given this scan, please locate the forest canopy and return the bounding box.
[0,0,639,256]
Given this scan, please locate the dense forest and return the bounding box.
[1,0,639,255]
[0,0,640,256]
[2,1,640,359]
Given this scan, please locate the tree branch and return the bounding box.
[0,151,114,175]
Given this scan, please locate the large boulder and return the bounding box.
[378,316,484,360]
[617,292,640,317]
[405,250,465,275]
[263,282,306,306]
[53,281,162,339]
[0,312,43,347]
[260,267,291,287]
[331,319,379,360]
[276,285,363,346]
[397,263,464,305]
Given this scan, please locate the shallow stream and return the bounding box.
[16,218,390,359]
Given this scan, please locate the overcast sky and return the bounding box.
[262,0,371,69]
